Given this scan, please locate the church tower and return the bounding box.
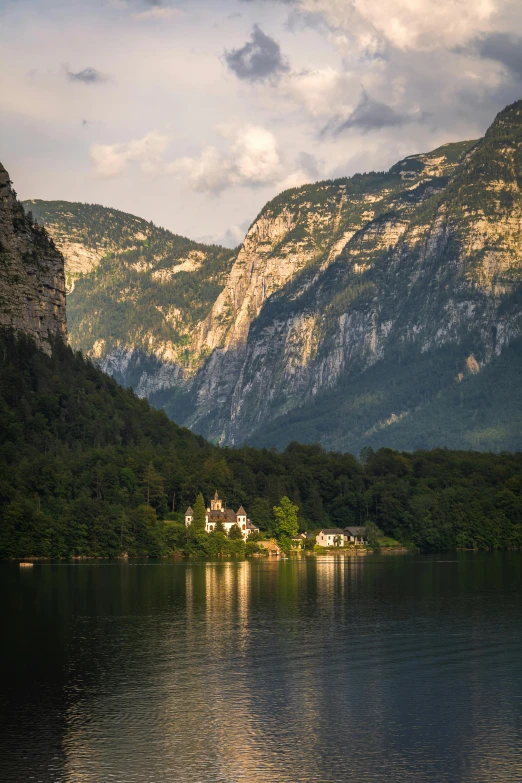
[210,491,223,512]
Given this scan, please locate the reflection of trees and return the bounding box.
[6,555,522,783]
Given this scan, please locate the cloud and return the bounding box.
[224,25,290,82]
[90,126,285,192]
[271,150,324,192]
[283,67,357,118]
[295,151,321,179]
[131,7,180,20]
[90,131,170,178]
[274,0,497,52]
[474,32,522,77]
[170,126,284,193]
[326,90,426,134]
[66,67,108,84]
[199,217,253,249]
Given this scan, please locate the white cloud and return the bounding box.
[283,67,357,118]
[295,0,498,51]
[90,131,170,178]
[170,125,284,193]
[5,0,522,245]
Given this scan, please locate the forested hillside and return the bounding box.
[1,330,521,558]
[23,199,236,393]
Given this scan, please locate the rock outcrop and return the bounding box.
[200,101,522,449]
[23,99,522,452]
[0,164,66,352]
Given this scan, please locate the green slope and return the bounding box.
[247,337,522,453]
[23,199,237,366]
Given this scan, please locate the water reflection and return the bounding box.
[0,554,521,782]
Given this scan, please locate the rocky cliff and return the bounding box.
[1,164,66,353]
[24,100,522,452]
[190,101,522,450]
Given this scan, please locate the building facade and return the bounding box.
[317,529,345,547]
[317,527,368,547]
[185,492,259,541]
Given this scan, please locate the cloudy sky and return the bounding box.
[2,0,522,246]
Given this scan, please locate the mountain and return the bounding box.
[1,165,66,353]
[24,100,522,452]
[23,200,236,394]
[3,159,522,557]
[200,101,522,452]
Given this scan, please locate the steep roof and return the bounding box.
[319,529,344,535]
[258,539,281,551]
[345,526,368,536]
[237,506,247,515]
[185,507,193,514]
[209,508,236,522]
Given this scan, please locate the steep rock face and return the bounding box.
[29,142,471,417]
[0,164,66,352]
[21,100,522,452]
[199,101,522,448]
[179,141,477,440]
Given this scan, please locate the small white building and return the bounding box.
[185,491,259,541]
[317,529,345,547]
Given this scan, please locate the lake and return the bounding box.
[1,553,522,782]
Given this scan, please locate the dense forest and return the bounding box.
[1,330,521,558]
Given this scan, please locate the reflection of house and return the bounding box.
[317,529,345,547]
[344,526,368,545]
[185,491,259,541]
[257,539,282,556]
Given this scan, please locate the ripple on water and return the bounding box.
[0,553,521,782]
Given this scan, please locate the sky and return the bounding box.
[2,0,522,247]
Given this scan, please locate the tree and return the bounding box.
[273,496,299,539]
[249,497,272,532]
[192,492,206,530]
[228,523,243,540]
[142,462,166,510]
[214,517,225,533]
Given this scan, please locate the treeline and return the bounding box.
[0,331,521,558]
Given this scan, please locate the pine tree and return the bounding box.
[192,492,206,530]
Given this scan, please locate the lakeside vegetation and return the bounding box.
[0,331,521,559]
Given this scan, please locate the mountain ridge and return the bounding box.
[22,100,522,452]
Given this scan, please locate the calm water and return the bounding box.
[1,553,522,783]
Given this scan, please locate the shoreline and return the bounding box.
[9,546,516,564]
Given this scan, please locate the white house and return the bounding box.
[185,491,259,541]
[317,529,345,547]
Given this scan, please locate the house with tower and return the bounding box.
[185,491,259,541]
